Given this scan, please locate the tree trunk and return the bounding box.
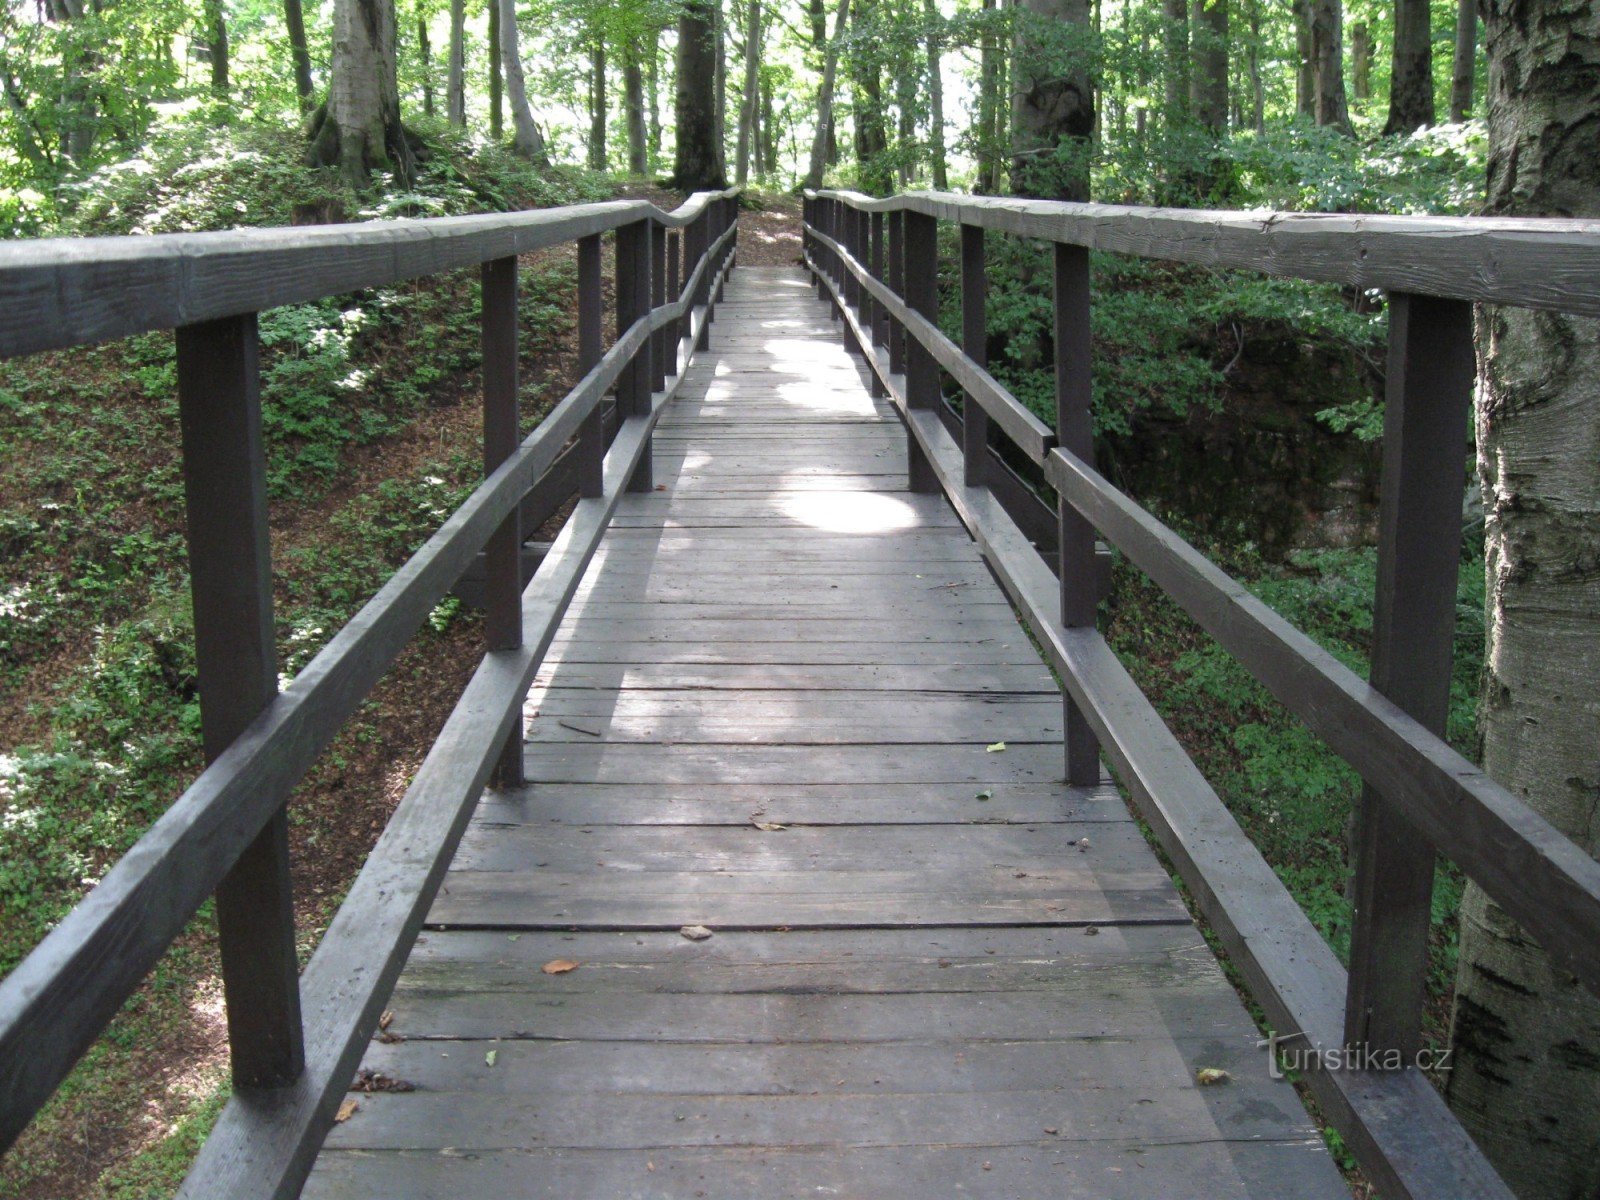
[1385,0,1435,133]
[1162,0,1189,127]
[487,0,503,139]
[446,0,466,125]
[1011,0,1094,199]
[1450,0,1476,120]
[674,0,729,188]
[311,0,415,187]
[624,39,648,174]
[498,0,548,161]
[205,0,230,95]
[978,0,1003,191]
[1448,1,1600,1192]
[893,19,917,187]
[1189,0,1227,133]
[647,39,662,160]
[714,1,727,168]
[1295,0,1315,117]
[1310,0,1351,130]
[1351,21,1372,101]
[285,0,315,111]
[925,0,947,189]
[804,0,851,189]
[735,0,761,183]
[850,0,891,192]
[589,38,607,170]
[811,0,827,46]
[760,72,777,177]
[1245,0,1264,132]
[417,9,434,117]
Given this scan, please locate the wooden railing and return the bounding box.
[0,187,740,1198]
[803,188,1600,1200]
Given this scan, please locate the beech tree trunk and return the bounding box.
[673,0,728,189]
[1245,0,1264,132]
[1011,0,1094,200]
[1450,0,1477,120]
[1310,0,1351,130]
[978,0,1003,191]
[804,0,851,189]
[1385,0,1435,133]
[285,0,315,110]
[735,0,761,183]
[446,0,466,125]
[647,40,661,160]
[851,0,891,192]
[1295,0,1315,117]
[417,9,433,117]
[311,0,415,187]
[205,0,229,95]
[925,0,947,189]
[1189,0,1227,133]
[588,38,607,170]
[487,0,503,139]
[1162,0,1189,127]
[1447,2,1600,1195]
[1351,21,1372,101]
[624,39,648,175]
[498,0,548,161]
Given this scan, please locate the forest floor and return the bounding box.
[0,185,813,1200]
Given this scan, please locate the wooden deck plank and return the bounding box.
[302,265,1346,1200]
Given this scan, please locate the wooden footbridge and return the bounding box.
[3,190,1600,1200]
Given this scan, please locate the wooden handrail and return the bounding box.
[0,188,740,1190]
[803,187,1600,1200]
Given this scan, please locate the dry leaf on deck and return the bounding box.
[541,958,580,974]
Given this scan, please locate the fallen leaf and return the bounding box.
[1044,1126,1059,1136]
[1196,1068,1232,1086]
[542,958,580,974]
[752,818,787,831]
[353,1069,414,1093]
[680,924,714,941]
[1078,836,1091,852]
[378,1010,394,1031]
[975,789,993,801]
[1084,924,1100,936]
[485,1050,498,1067]
[334,1098,359,1123]
[986,741,1007,753]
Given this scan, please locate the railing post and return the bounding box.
[704,206,722,334]
[842,204,861,351]
[577,234,605,499]
[1344,293,1475,1060]
[665,229,682,378]
[1053,243,1102,788]
[903,209,940,494]
[175,313,304,1091]
[888,210,906,377]
[616,219,654,491]
[684,211,706,351]
[868,211,886,398]
[961,224,989,488]
[651,219,668,393]
[481,255,526,788]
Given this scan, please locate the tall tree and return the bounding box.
[498,0,548,160]
[487,0,503,140]
[446,0,465,125]
[1450,0,1476,120]
[1385,0,1435,132]
[1294,0,1315,117]
[925,0,947,188]
[1189,0,1227,133]
[1011,0,1095,199]
[310,0,415,187]
[1162,0,1189,127]
[285,0,315,110]
[588,37,607,169]
[203,0,229,96]
[1350,20,1372,101]
[850,0,891,192]
[804,0,851,189]
[673,0,728,188]
[416,8,434,116]
[734,0,761,183]
[1309,0,1350,130]
[977,0,1004,191]
[624,38,648,174]
[647,38,662,160]
[1447,0,1600,1194]
[1244,0,1265,132]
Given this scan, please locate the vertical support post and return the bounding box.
[888,210,906,376]
[1053,243,1101,788]
[665,229,682,378]
[842,204,860,351]
[175,313,304,1091]
[481,255,525,788]
[1344,293,1475,1060]
[576,234,605,499]
[651,220,668,393]
[616,219,654,491]
[684,211,706,350]
[705,205,722,329]
[961,224,989,488]
[902,209,940,494]
[867,211,886,398]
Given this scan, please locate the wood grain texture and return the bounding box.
[302,267,1344,1200]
